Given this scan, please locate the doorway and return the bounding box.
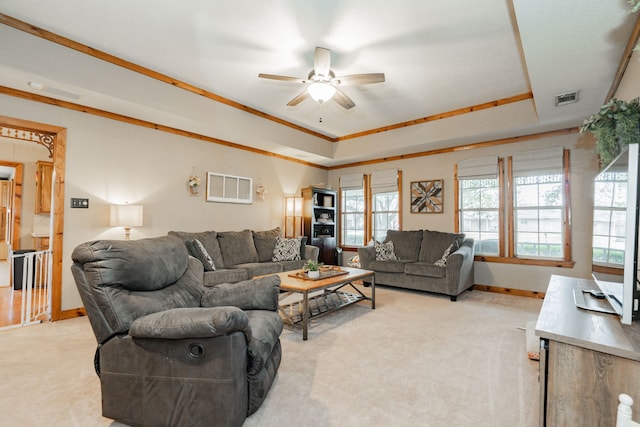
[0,116,66,327]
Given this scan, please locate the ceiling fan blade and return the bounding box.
[332,73,385,86]
[314,47,331,78]
[287,90,310,106]
[332,88,355,110]
[258,73,307,83]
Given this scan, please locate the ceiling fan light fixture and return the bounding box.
[307,82,336,103]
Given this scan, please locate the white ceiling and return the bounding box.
[0,1,637,167]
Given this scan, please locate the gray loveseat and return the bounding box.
[358,229,475,301]
[71,235,283,427]
[169,227,319,287]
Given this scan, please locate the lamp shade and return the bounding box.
[109,204,143,227]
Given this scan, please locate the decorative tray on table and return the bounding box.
[288,266,349,281]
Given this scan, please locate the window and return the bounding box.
[456,156,501,256]
[455,148,572,266]
[459,177,501,255]
[339,170,402,247]
[372,191,400,242]
[513,174,564,258]
[341,187,365,246]
[592,170,627,266]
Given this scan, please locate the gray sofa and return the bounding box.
[169,228,319,287]
[71,235,283,427]
[358,229,475,301]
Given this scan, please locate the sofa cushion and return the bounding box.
[231,262,283,278]
[384,230,423,261]
[369,259,406,273]
[168,230,225,269]
[375,240,398,261]
[272,237,302,261]
[419,230,465,263]
[252,227,281,262]
[201,275,281,311]
[404,262,446,278]
[218,230,259,266]
[203,269,249,287]
[185,239,216,271]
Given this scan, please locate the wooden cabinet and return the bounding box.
[537,275,640,426]
[301,187,337,265]
[35,161,53,214]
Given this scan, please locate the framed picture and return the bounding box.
[410,180,443,213]
[206,172,253,204]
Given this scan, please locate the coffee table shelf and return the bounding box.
[280,289,364,325]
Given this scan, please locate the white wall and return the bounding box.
[329,132,599,293]
[1,96,327,310]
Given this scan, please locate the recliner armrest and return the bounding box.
[129,306,251,341]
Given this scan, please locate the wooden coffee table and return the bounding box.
[273,266,375,340]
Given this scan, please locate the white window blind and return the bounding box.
[457,156,498,180]
[371,169,398,194]
[512,147,563,177]
[340,173,364,189]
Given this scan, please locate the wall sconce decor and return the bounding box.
[256,185,268,201]
[110,204,143,240]
[187,167,201,195]
[284,196,303,237]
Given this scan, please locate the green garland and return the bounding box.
[580,98,640,167]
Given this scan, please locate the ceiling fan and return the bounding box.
[258,47,385,110]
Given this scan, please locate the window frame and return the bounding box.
[455,150,574,268]
[339,171,402,250]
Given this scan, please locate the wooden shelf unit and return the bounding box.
[301,187,337,265]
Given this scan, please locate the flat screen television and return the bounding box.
[592,143,640,324]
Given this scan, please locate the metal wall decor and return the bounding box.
[410,180,444,213]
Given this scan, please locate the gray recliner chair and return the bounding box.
[71,235,283,427]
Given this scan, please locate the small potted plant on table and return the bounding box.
[303,259,321,279]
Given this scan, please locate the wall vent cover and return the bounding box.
[555,91,580,106]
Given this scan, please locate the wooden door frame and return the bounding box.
[0,115,65,321]
[0,160,23,250]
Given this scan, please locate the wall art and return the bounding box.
[410,180,443,213]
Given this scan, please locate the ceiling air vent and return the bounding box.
[555,91,580,106]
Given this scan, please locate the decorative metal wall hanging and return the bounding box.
[410,180,444,213]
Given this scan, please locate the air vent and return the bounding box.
[555,91,580,106]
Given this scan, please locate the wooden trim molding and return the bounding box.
[335,92,534,142]
[329,128,579,170]
[59,307,86,320]
[592,264,624,276]
[0,85,329,171]
[473,284,545,299]
[474,255,575,268]
[0,115,66,322]
[0,13,333,143]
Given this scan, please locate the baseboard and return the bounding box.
[58,307,87,320]
[472,284,545,299]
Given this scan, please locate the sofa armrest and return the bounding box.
[304,244,319,262]
[357,245,376,269]
[444,239,475,294]
[201,275,281,311]
[129,306,250,341]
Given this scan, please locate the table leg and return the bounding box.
[302,291,309,340]
[371,276,376,309]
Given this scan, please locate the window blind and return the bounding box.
[512,147,563,177]
[339,173,364,189]
[457,156,498,180]
[371,169,398,194]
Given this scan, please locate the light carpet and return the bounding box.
[0,286,542,427]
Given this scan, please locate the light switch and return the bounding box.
[71,198,89,208]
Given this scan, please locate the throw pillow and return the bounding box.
[375,240,398,261]
[272,236,302,261]
[252,227,281,262]
[185,239,216,271]
[434,240,459,267]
